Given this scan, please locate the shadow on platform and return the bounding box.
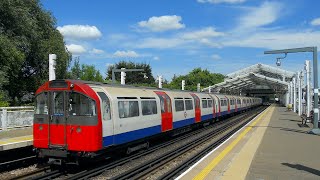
[282,163,320,176]
[250,125,310,134]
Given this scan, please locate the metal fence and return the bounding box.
[0,106,34,131]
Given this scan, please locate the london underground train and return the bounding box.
[33,80,262,164]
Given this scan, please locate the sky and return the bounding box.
[41,0,320,81]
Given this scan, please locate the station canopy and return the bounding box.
[202,63,295,95]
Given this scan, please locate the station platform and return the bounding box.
[178,105,320,180]
[0,127,33,151]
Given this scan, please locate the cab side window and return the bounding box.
[97,92,111,120]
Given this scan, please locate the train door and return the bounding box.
[234,97,238,112]
[208,95,216,118]
[155,91,173,132]
[93,88,114,146]
[190,93,201,123]
[225,96,230,114]
[212,98,216,118]
[48,91,67,148]
[214,95,221,117]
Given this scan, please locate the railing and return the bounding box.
[0,106,34,131]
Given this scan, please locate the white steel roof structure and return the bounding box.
[202,63,295,95]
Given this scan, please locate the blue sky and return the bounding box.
[41,0,320,81]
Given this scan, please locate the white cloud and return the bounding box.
[211,54,221,60]
[136,38,184,49]
[138,15,185,32]
[134,27,224,49]
[238,2,282,30]
[153,56,160,60]
[181,27,225,39]
[66,44,86,54]
[113,50,140,58]
[197,0,245,4]
[223,30,320,49]
[90,48,105,54]
[311,18,320,26]
[57,25,102,40]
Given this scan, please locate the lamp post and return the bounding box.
[264,47,320,135]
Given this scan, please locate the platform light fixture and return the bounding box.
[275,53,287,66]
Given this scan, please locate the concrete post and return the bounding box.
[1,109,7,131]
[306,60,311,121]
[298,71,302,116]
[49,54,56,81]
[120,68,126,85]
[286,83,291,106]
[158,75,162,88]
[197,83,200,92]
[182,80,185,91]
[293,77,296,112]
[291,81,294,106]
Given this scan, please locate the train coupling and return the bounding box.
[48,158,63,165]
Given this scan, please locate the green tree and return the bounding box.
[0,0,71,105]
[80,65,104,82]
[106,61,156,85]
[0,70,9,107]
[164,68,225,91]
[68,59,104,82]
[68,58,82,80]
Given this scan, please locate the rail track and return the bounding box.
[0,155,37,174]
[109,106,266,180]
[63,107,265,180]
[8,107,266,180]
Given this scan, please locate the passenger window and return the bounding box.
[97,92,111,120]
[142,100,157,115]
[175,100,184,112]
[158,95,165,113]
[69,92,96,116]
[118,101,139,118]
[165,95,172,113]
[35,92,48,115]
[202,100,208,108]
[185,100,193,110]
[54,92,64,114]
[208,100,212,108]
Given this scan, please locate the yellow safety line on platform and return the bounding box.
[0,135,33,145]
[193,106,272,180]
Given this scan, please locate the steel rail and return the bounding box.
[111,107,265,180]
[159,107,266,179]
[66,110,252,180]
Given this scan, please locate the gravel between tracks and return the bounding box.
[0,164,39,180]
[93,115,248,180]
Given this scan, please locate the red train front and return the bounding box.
[33,80,102,164]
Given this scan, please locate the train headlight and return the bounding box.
[76,126,82,133]
[39,125,43,131]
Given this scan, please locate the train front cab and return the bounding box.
[33,80,102,164]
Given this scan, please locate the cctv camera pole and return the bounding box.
[265,46,320,134]
[49,54,56,81]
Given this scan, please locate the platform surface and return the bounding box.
[0,127,33,151]
[179,105,320,180]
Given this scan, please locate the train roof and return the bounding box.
[55,79,260,98]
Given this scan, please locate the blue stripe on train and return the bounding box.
[103,110,229,147]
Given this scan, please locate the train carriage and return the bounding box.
[33,80,262,164]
